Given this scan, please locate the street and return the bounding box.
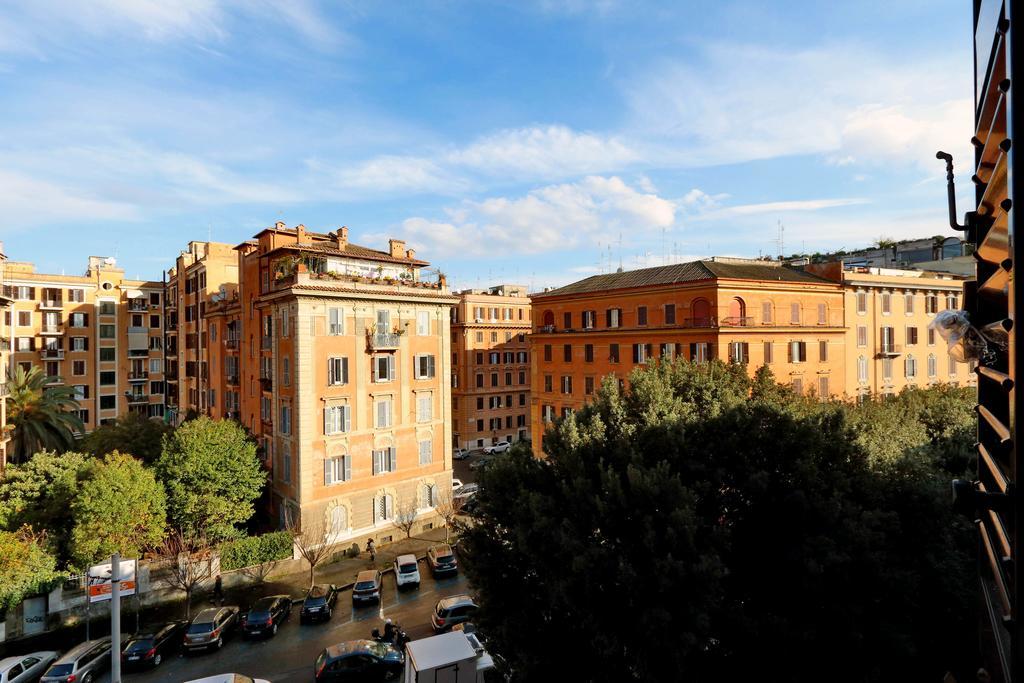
[99,569,470,683]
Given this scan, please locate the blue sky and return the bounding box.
[0,1,973,291]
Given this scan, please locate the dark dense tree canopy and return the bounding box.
[5,365,83,463]
[81,412,173,464]
[461,360,976,682]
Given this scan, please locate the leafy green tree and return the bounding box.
[5,366,83,463]
[0,451,89,564]
[0,526,62,612]
[461,360,976,682]
[69,452,167,568]
[81,412,173,464]
[156,417,265,541]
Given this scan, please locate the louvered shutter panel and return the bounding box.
[342,405,351,433]
[385,495,394,519]
[388,356,395,380]
[324,459,333,485]
[372,450,380,475]
[388,447,397,472]
[343,455,351,481]
[323,407,330,434]
[372,497,379,524]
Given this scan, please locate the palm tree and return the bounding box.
[5,365,83,463]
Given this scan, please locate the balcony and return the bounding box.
[40,324,63,335]
[225,338,240,350]
[166,322,178,332]
[128,300,148,312]
[260,417,274,434]
[39,348,64,360]
[720,316,755,327]
[878,343,902,357]
[128,371,149,382]
[38,299,63,310]
[261,335,273,350]
[366,331,402,351]
[683,317,716,329]
[226,374,239,386]
[124,392,148,404]
[259,369,273,392]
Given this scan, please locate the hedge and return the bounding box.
[219,531,294,571]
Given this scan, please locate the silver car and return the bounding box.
[0,652,58,683]
[41,637,114,683]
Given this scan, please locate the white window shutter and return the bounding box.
[341,357,349,384]
[323,407,330,434]
[372,450,380,475]
[372,497,379,524]
[388,355,395,380]
[428,355,435,377]
[385,494,394,519]
[342,405,351,433]
[324,459,333,485]
[343,455,351,481]
[388,447,397,472]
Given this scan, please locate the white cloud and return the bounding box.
[704,197,870,218]
[310,155,467,196]
[0,169,137,227]
[392,175,676,258]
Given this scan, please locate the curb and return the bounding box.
[286,551,432,604]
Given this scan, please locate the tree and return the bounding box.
[69,452,167,568]
[156,417,265,542]
[393,497,419,539]
[0,450,90,565]
[5,365,83,463]
[81,412,173,464]
[0,526,62,612]
[288,512,331,588]
[434,487,464,543]
[461,360,976,682]
[159,530,214,619]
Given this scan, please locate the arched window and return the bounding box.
[373,494,394,523]
[728,297,746,319]
[691,298,711,327]
[330,505,348,535]
[542,310,555,329]
[927,354,937,378]
[422,483,437,508]
[857,356,868,383]
[905,355,917,380]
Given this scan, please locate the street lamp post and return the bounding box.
[110,552,122,683]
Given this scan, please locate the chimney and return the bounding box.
[389,238,406,258]
[275,221,286,230]
[296,224,307,243]
[405,248,416,260]
[336,226,349,250]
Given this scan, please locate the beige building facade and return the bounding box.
[0,243,12,467]
[450,285,532,450]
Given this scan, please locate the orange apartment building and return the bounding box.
[163,241,239,423]
[194,223,456,541]
[805,262,975,397]
[0,254,167,439]
[0,243,12,467]
[450,285,532,450]
[529,258,849,451]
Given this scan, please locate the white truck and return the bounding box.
[403,630,495,683]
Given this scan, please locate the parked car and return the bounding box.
[352,570,383,605]
[301,584,340,624]
[431,594,480,632]
[451,478,464,491]
[243,595,291,638]
[314,641,404,682]
[469,456,493,471]
[454,483,479,499]
[122,621,187,669]
[482,441,510,455]
[426,544,458,577]
[183,607,240,653]
[185,675,270,683]
[0,651,58,683]
[453,448,470,460]
[393,554,421,591]
[41,637,114,683]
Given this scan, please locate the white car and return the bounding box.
[394,553,421,590]
[453,448,470,460]
[185,676,270,683]
[452,478,464,491]
[0,652,59,683]
[483,441,511,455]
[454,483,479,499]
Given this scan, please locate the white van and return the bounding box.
[394,554,421,590]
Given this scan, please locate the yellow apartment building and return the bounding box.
[529,258,848,453]
[805,261,974,397]
[1,254,166,437]
[0,243,12,467]
[450,285,532,450]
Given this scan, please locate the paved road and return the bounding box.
[99,568,470,683]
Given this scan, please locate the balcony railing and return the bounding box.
[40,348,64,359]
[719,316,755,327]
[40,324,63,335]
[125,392,148,404]
[261,335,273,350]
[38,299,63,310]
[226,374,239,386]
[128,300,148,312]
[366,332,402,350]
[683,317,716,329]
[225,338,240,350]
[879,343,902,357]
[128,371,149,382]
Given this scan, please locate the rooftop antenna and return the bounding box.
[774,220,785,258]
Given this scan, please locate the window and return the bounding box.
[281,443,291,483]
[818,376,829,397]
[691,342,709,363]
[100,347,115,362]
[761,302,773,324]
[419,440,432,465]
[16,311,30,327]
[946,293,958,310]
[609,344,619,363]
[660,343,675,360]
[324,405,351,435]
[376,309,390,330]
[906,327,918,345]
[372,448,398,475]
[376,399,393,428]
[475,374,484,388]
[374,493,395,522]
[882,358,894,381]
[926,294,938,314]
[607,308,621,328]
[328,308,344,335]
[99,371,116,385]
[543,345,552,362]
[475,332,483,343]
[518,370,526,384]
[928,328,936,345]
[14,337,33,351]
[790,303,800,324]
[417,311,430,335]
[417,395,432,422]
[475,352,484,365]
[70,312,89,327]
[373,355,396,382]
[819,340,828,361]
[763,341,773,363]
[949,356,957,375]
[928,354,937,378]
[280,405,291,434]
[490,373,498,387]
[99,301,115,316]
[856,291,867,314]
[99,395,116,410]
[857,356,868,383]
[505,371,512,385]
[857,326,867,347]
[585,376,595,395]
[282,357,290,386]
[414,355,436,379]
[637,306,648,326]
[330,504,348,533]
[563,344,572,362]
[328,357,349,385]
[880,292,891,314]
[817,304,826,325]
[563,312,572,329]
[632,343,651,364]
[792,378,803,395]
[72,360,86,376]
[150,314,160,328]
[544,375,553,392]
[561,375,573,394]
[73,385,88,400]
[881,327,895,352]
[728,342,749,364]
[904,292,914,314]
[664,304,676,325]
[542,405,555,422]
[69,288,85,303]
[71,336,88,351]
[905,355,917,380]
[519,392,526,406]
[788,341,807,363]
[582,310,597,329]
[100,324,115,338]
[150,358,162,373]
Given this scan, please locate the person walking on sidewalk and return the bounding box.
[366,538,376,563]
[212,574,224,605]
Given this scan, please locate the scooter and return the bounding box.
[371,625,409,649]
